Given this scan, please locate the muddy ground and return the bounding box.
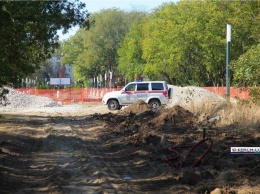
[0,101,259,194]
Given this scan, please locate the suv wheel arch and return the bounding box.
[107,99,120,110]
[148,99,161,109]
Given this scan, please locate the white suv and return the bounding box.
[102,81,171,110]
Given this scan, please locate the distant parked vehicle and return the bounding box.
[102,81,172,110]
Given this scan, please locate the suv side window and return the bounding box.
[151,83,164,90]
[125,84,136,91]
[137,83,149,91]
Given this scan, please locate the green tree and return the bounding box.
[68,9,143,86]
[60,29,87,83]
[141,1,228,85]
[84,9,129,78]
[117,13,146,81]
[141,0,260,86]
[0,0,88,87]
[231,43,260,87]
[61,29,85,66]
[59,0,260,88]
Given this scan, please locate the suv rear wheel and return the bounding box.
[149,99,161,109]
[107,99,120,110]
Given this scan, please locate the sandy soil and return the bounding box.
[0,102,259,194]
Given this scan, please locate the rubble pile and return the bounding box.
[168,85,226,116]
[0,87,61,110]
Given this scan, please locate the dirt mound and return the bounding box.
[97,102,198,146]
[167,85,227,121]
[120,100,152,115]
[149,105,198,129]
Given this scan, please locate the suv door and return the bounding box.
[136,83,149,102]
[119,83,137,105]
[150,82,169,104]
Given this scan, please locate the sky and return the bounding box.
[58,0,178,41]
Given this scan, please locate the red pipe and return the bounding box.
[165,138,213,168]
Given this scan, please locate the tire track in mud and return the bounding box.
[31,118,94,194]
[0,115,91,193]
[0,126,61,193]
[65,119,178,194]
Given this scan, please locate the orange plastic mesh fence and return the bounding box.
[15,87,252,105]
[15,88,121,105]
[201,87,251,100]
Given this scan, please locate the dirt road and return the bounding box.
[0,105,175,194]
[0,103,259,194]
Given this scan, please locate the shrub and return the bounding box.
[249,87,260,104]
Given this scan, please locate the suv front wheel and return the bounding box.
[149,99,161,109]
[107,99,120,110]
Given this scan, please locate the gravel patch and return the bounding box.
[0,87,110,115]
[0,87,60,112]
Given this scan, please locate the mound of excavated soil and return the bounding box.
[98,100,198,146]
[120,100,152,115]
[120,100,198,130]
[149,105,198,129]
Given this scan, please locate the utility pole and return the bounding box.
[226,24,231,99]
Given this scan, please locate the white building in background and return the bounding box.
[50,55,74,84]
